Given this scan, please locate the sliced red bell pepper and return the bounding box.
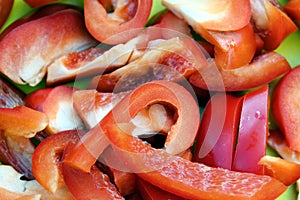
[259,155,300,186]
[84,0,152,44]
[189,51,291,91]
[0,106,48,138]
[88,36,207,93]
[62,144,124,200]
[24,88,53,112]
[32,130,83,193]
[104,120,286,200]
[65,80,286,199]
[272,66,300,152]
[232,86,269,175]
[0,0,13,30]
[199,23,256,69]
[64,80,200,172]
[250,0,298,51]
[284,0,300,21]
[193,93,243,170]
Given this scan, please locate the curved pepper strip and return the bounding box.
[63,80,200,172]
[189,52,291,91]
[105,123,286,200]
[64,80,286,199]
[84,0,152,44]
[98,80,286,199]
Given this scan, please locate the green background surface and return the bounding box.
[1,0,300,199]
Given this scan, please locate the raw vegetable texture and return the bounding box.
[1,0,300,199]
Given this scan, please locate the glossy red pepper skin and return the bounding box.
[63,80,200,172]
[232,86,269,175]
[272,66,300,152]
[193,93,243,170]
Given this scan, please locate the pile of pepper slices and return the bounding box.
[1,0,300,199]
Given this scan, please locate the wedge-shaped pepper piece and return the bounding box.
[0,0,13,30]
[104,121,286,200]
[272,66,300,152]
[0,106,48,138]
[250,0,298,50]
[62,144,124,200]
[0,9,97,86]
[284,0,300,22]
[32,130,83,193]
[232,86,269,175]
[189,52,291,91]
[259,155,300,186]
[193,93,243,170]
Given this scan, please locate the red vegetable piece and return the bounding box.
[89,37,207,93]
[62,145,124,200]
[189,51,291,91]
[193,93,243,170]
[73,89,130,128]
[210,24,256,69]
[62,124,110,172]
[32,130,83,193]
[0,77,34,180]
[0,4,71,41]
[64,80,200,172]
[284,0,300,21]
[0,106,48,138]
[232,86,269,175]
[155,11,191,38]
[272,65,300,152]
[251,0,297,50]
[43,85,85,134]
[137,178,184,200]
[259,155,300,186]
[110,169,137,196]
[0,9,97,86]
[24,88,53,112]
[84,0,152,44]
[104,122,286,200]
[0,0,13,29]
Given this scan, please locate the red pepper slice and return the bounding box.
[62,144,124,200]
[284,0,300,21]
[199,23,256,69]
[0,0,13,30]
[251,0,297,51]
[272,66,300,152]
[193,93,243,170]
[259,155,300,186]
[104,119,286,199]
[189,52,291,91]
[32,130,83,193]
[64,80,286,199]
[84,0,152,44]
[232,86,269,175]
[63,80,200,172]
